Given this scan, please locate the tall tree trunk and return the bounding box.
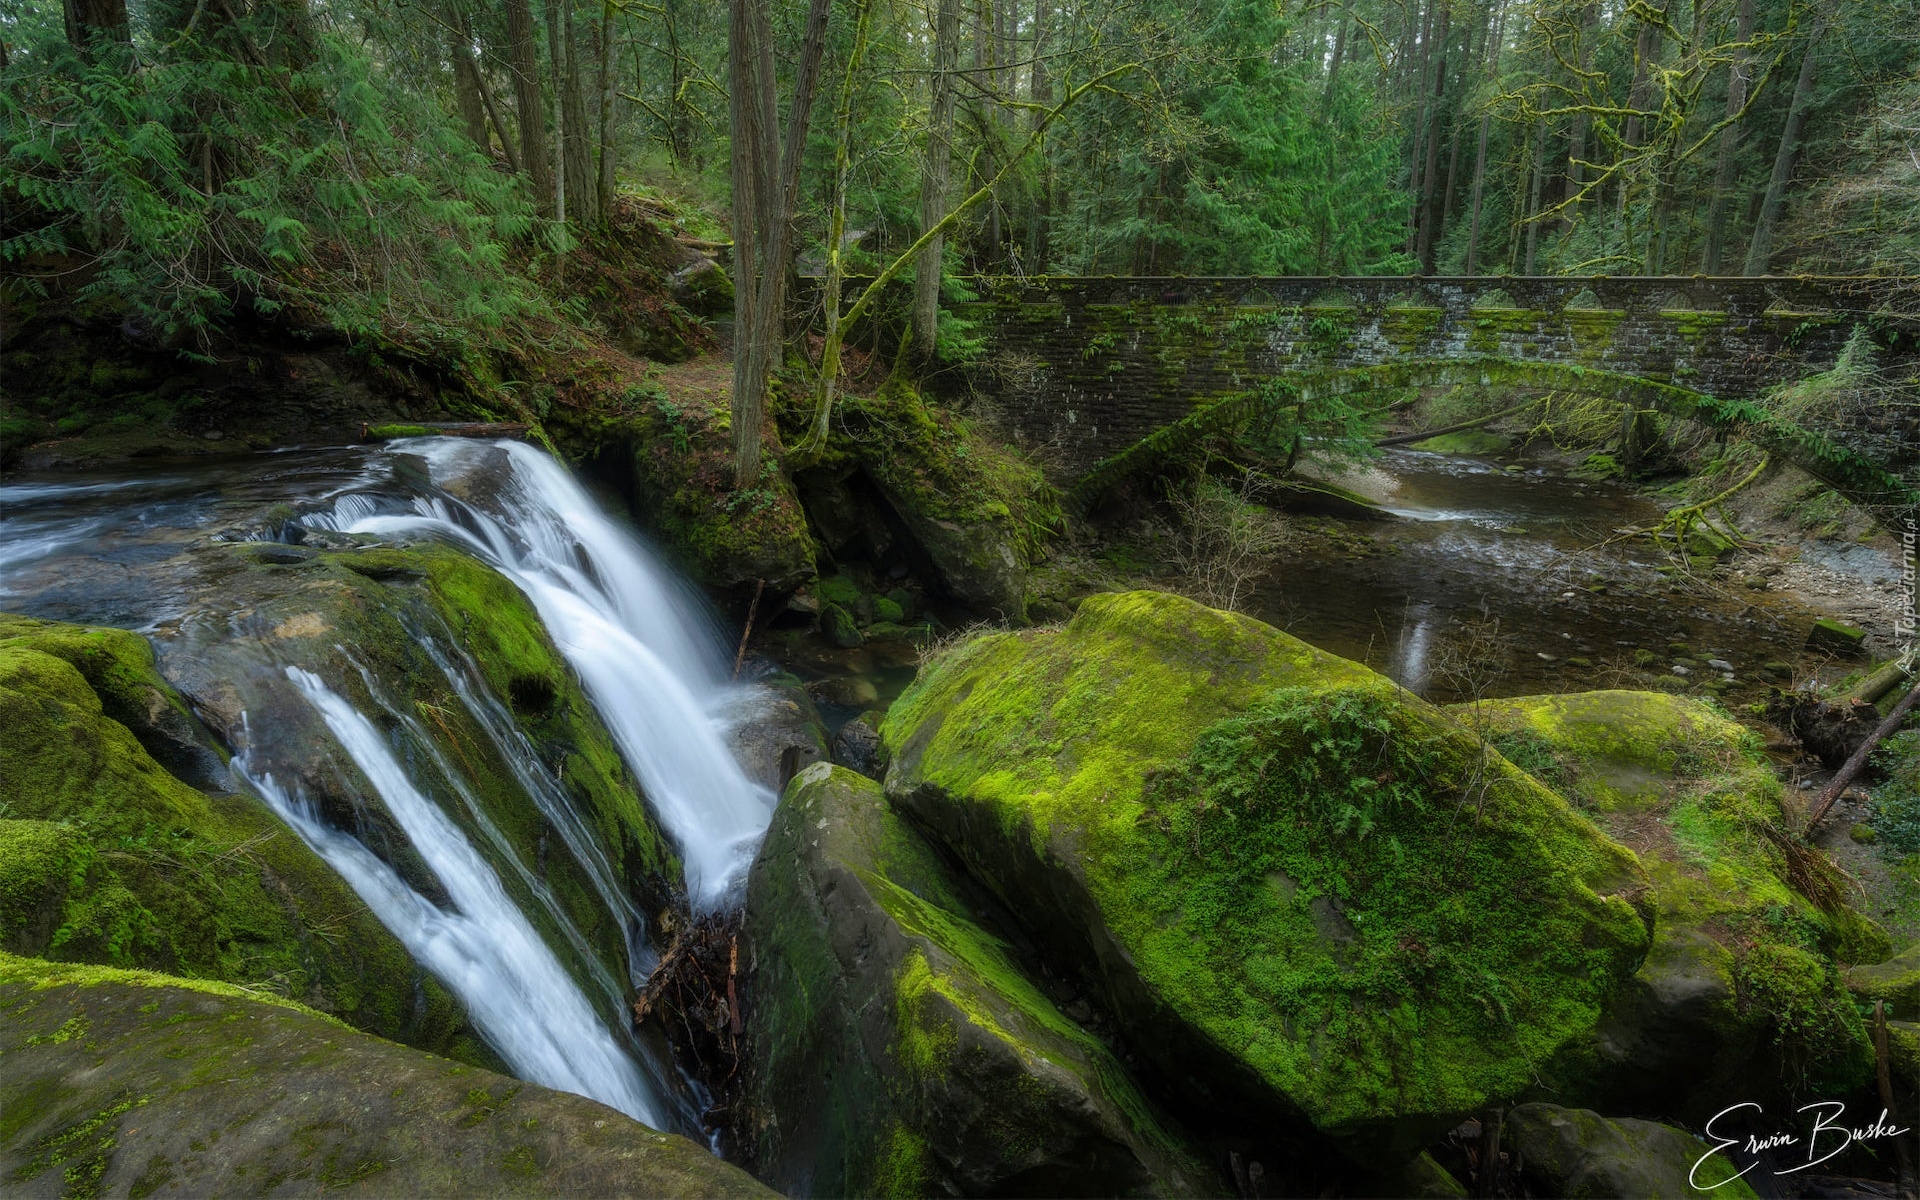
[725,0,827,486]
[458,9,522,173]
[62,0,130,62]
[1405,0,1438,255]
[596,0,617,218]
[1742,18,1823,275]
[559,0,597,225]
[1523,117,1546,272]
[451,27,492,150]
[1029,0,1052,269]
[1703,0,1754,273]
[1323,16,1347,103]
[729,0,779,487]
[546,0,567,222]
[1414,0,1450,270]
[803,0,875,454]
[1617,1,1669,221]
[1560,2,1596,220]
[914,0,963,356]
[506,0,554,214]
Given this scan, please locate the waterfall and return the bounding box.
[237,668,663,1126]
[306,438,775,907]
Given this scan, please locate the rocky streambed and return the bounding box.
[2,441,1915,1198]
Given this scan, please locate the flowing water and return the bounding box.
[1262,448,1877,702]
[0,438,774,1133]
[0,436,1878,1130]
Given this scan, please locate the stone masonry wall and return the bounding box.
[956,276,1905,476]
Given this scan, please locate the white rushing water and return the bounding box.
[238,668,663,1126]
[307,439,775,907]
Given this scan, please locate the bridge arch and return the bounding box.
[1067,358,1916,518]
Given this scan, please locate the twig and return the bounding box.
[732,578,765,680]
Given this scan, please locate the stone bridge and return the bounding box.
[953,275,1918,511]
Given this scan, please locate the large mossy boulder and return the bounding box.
[153,539,682,1012]
[1455,691,1880,1114]
[807,381,1060,622]
[0,953,770,1197]
[881,591,1652,1159]
[740,763,1205,1197]
[1502,1103,1756,1199]
[0,613,459,1053]
[1848,941,1920,1020]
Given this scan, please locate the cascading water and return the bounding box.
[2,438,777,1131]
[236,668,663,1126]
[304,439,776,906]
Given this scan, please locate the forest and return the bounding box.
[2,0,1920,1195]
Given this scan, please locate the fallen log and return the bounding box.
[1374,398,1543,448]
[359,421,532,441]
[1804,676,1920,834]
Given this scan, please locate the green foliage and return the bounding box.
[1,25,549,361]
[1871,731,1920,854]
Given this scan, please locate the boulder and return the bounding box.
[829,711,887,779]
[738,763,1206,1197]
[1848,941,1920,1020]
[1456,691,1880,1114]
[1503,1103,1756,1199]
[881,591,1651,1160]
[0,613,463,1055]
[0,953,769,1197]
[151,542,684,1031]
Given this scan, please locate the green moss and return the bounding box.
[830,379,1061,564]
[886,592,1650,1143]
[867,1122,932,1199]
[1740,943,1874,1095]
[366,424,433,439]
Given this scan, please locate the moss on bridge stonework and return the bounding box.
[957,276,1911,513]
[1056,358,1915,518]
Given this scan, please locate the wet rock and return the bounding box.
[808,674,880,709]
[884,591,1650,1161]
[821,602,863,649]
[0,613,454,1052]
[1503,1103,1754,1199]
[1707,658,1734,672]
[739,764,1205,1197]
[1808,617,1868,656]
[829,712,886,779]
[0,954,770,1198]
[729,673,830,794]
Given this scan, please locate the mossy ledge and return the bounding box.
[0,952,771,1197]
[881,591,1652,1160]
[0,612,459,1054]
[738,762,1206,1196]
[1455,691,1882,1115]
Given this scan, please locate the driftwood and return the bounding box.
[1804,677,1920,833]
[633,909,746,1122]
[732,578,765,681]
[358,421,532,441]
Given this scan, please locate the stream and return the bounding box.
[1262,447,1877,704]
[0,437,1883,1134]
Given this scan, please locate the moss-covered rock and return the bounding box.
[0,952,770,1197]
[546,374,816,592]
[810,380,1060,622]
[1503,1103,1756,1199]
[0,613,461,1051]
[1455,691,1880,1113]
[881,591,1651,1159]
[150,541,681,1032]
[739,763,1207,1197]
[1848,941,1920,1021]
